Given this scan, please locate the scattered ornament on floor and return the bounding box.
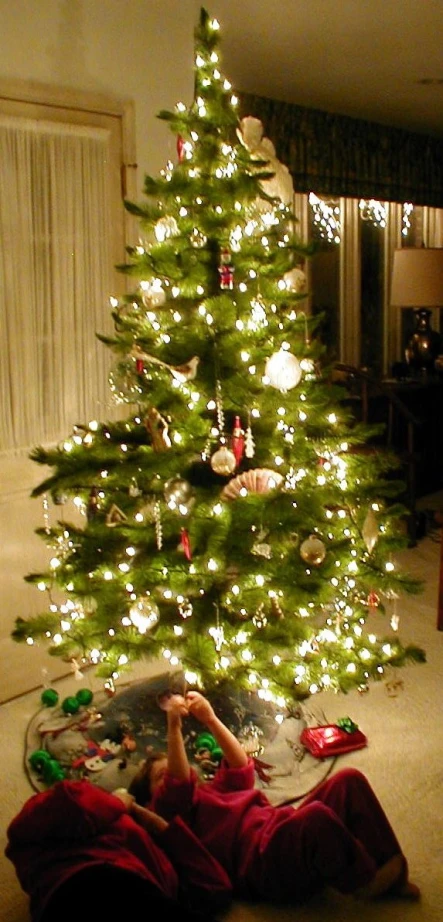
[336,716,359,734]
[300,534,326,566]
[194,731,223,778]
[61,696,81,715]
[42,758,66,784]
[300,721,367,759]
[41,688,59,707]
[70,658,84,680]
[75,688,94,707]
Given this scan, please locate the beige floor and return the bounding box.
[1,513,443,922]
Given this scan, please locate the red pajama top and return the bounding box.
[151,758,298,894]
[5,779,232,922]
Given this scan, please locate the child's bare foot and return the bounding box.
[355,854,421,902]
[354,854,404,900]
[389,878,421,901]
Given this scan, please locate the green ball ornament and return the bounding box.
[42,758,66,784]
[195,732,216,751]
[211,746,223,763]
[75,688,93,707]
[61,695,80,715]
[41,688,59,707]
[29,749,51,772]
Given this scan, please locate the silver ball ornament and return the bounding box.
[210,446,237,475]
[164,477,194,507]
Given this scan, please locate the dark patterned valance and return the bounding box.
[239,93,443,208]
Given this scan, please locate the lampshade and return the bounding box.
[391,247,443,307]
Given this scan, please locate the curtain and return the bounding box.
[0,116,115,455]
[239,93,443,208]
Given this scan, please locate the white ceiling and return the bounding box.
[198,0,443,138]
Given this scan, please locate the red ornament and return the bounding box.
[218,248,234,290]
[231,415,245,465]
[368,590,380,611]
[136,358,144,374]
[180,528,192,560]
[177,135,185,162]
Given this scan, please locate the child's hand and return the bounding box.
[159,692,188,715]
[112,788,136,811]
[163,693,189,727]
[186,691,216,725]
[132,804,169,835]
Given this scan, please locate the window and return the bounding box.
[0,80,135,454]
[303,194,443,377]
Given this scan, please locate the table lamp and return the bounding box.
[390,247,443,374]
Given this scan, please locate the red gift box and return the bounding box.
[300,724,367,759]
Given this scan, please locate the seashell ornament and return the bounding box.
[221,468,284,500]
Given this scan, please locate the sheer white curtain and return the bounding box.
[0,116,116,455]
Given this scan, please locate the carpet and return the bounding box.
[25,670,341,804]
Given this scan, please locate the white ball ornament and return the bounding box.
[210,445,237,475]
[129,597,159,634]
[300,534,326,566]
[265,350,302,391]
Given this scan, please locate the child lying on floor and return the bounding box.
[129,690,420,906]
[5,776,232,922]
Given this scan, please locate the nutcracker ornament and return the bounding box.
[218,247,234,289]
[231,415,245,465]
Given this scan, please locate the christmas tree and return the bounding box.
[14,8,425,705]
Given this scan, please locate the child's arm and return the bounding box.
[165,694,191,782]
[186,691,248,769]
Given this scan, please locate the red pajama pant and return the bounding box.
[240,768,403,902]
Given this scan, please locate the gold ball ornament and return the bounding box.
[210,445,237,475]
[265,350,302,391]
[300,534,326,566]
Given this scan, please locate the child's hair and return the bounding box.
[128,751,166,805]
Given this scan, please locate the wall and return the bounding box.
[0,0,199,188]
